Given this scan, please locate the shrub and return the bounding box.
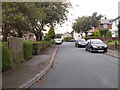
[32,41,52,55]
[63,37,73,42]
[94,30,100,39]
[23,41,33,61]
[106,31,112,37]
[98,28,109,37]
[107,39,113,42]
[2,43,13,70]
[84,36,94,40]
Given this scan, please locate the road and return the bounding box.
[30,42,118,88]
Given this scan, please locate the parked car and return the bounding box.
[75,39,86,48]
[69,39,75,42]
[55,38,63,45]
[85,39,107,53]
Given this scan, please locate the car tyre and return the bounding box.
[90,48,93,53]
[104,49,107,52]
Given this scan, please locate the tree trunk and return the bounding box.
[2,23,9,41]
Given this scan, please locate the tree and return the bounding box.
[94,30,100,39]
[72,12,103,37]
[90,12,103,28]
[2,2,71,41]
[72,16,91,37]
[47,25,55,39]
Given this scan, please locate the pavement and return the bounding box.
[2,45,58,89]
[30,42,118,88]
[105,49,120,59]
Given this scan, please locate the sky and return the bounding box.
[54,0,120,34]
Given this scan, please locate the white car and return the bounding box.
[55,38,63,45]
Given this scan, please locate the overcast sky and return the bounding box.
[55,0,120,34]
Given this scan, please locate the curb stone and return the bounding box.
[105,53,120,59]
[17,45,58,89]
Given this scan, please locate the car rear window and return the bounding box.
[77,39,86,42]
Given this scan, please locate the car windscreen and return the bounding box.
[91,40,103,44]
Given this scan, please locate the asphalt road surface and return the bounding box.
[30,42,118,88]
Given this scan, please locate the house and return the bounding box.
[61,32,72,39]
[111,16,120,37]
[23,33,36,41]
[99,18,113,31]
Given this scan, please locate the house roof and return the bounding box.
[100,19,113,24]
[112,16,120,22]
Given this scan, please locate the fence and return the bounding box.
[7,37,24,64]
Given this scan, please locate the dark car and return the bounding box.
[85,39,107,53]
[75,39,86,48]
[69,39,75,42]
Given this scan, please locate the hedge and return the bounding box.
[2,43,13,71]
[32,41,53,55]
[23,41,33,61]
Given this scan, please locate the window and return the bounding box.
[103,24,108,28]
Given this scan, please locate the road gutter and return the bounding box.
[17,45,58,89]
[105,53,120,59]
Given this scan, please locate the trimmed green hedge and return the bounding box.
[23,41,33,61]
[2,40,53,71]
[2,43,13,70]
[32,41,53,55]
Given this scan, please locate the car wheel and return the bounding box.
[75,44,77,47]
[77,45,79,48]
[90,48,93,53]
[85,48,88,51]
[104,49,107,52]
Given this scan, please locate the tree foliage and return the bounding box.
[2,2,71,41]
[47,25,55,39]
[72,12,103,36]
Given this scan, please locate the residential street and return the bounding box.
[30,42,118,88]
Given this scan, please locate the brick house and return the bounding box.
[99,18,113,30]
[23,33,36,41]
[61,32,72,39]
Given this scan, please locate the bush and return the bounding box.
[2,43,13,70]
[98,28,109,37]
[106,31,112,37]
[63,37,73,42]
[107,39,113,42]
[84,36,94,40]
[23,41,33,61]
[94,30,100,39]
[32,41,52,55]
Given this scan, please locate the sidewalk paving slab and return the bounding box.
[105,49,120,59]
[2,45,57,89]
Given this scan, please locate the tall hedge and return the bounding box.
[23,41,33,61]
[32,41,52,55]
[2,43,13,70]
